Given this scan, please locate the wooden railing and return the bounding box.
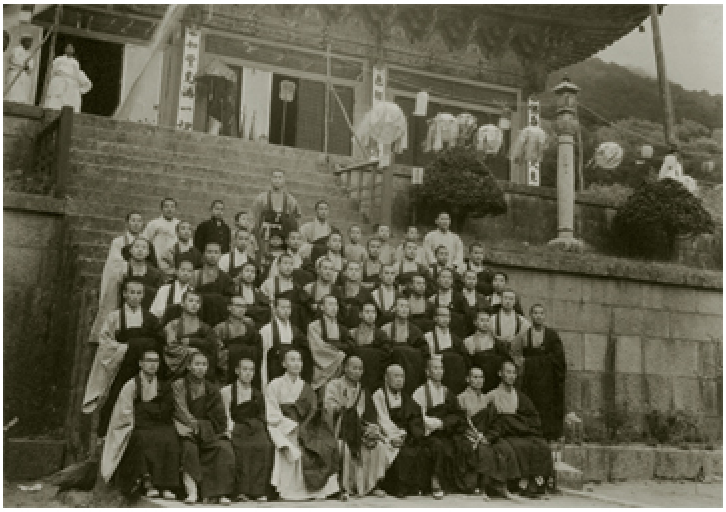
[334,160,394,226]
[33,106,73,199]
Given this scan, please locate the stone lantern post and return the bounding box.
[548,76,585,251]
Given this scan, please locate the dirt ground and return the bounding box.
[3,478,723,508]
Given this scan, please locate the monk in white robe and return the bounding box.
[142,199,179,278]
[101,349,179,498]
[324,356,389,498]
[45,43,92,112]
[266,350,339,500]
[4,35,33,104]
[422,212,465,272]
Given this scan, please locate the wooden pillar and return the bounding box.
[380,161,394,226]
[650,4,676,146]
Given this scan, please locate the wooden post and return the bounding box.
[54,106,73,199]
[650,4,676,146]
[281,100,287,146]
[368,166,377,221]
[323,43,331,153]
[39,5,62,108]
[380,160,394,227]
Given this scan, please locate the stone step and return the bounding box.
[64,187,368,224]
[69,134,352,176]
[67,160,350,200]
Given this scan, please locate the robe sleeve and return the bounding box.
[412,387,443,435]
[82,311,128,413]
[265,379,299,450]
[220,385,235,434]
[546,328,567,384]
[172,379,197,437]
[149,285,169,319]
[205,385,229,436]
[307,320,346,390]
[100,379,136,482]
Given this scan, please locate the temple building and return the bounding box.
[13,4,651,183]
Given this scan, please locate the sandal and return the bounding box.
[432,489,444,500]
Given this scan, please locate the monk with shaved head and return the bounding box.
[372,365,428,499]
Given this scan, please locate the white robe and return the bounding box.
[44,55,92,112]
[422,229,465,271]
[142,216,179,273]
[4,45,33,104]
[259,318,294,393]
[265,373,339,500]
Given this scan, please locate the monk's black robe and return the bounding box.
[384,321,430,397]
[426,330,470,396]
[193,268,235,327]
[114,377,180,494]
[264,322,314,384]
[230,284,271,330]
[378,392,428,496]
[430,291,468,339]
[350,327,392,393]
[522,327,566,441]
[460,290,488,337]
[172,242,203,270]
[97,309,164,437]
[338,283,373,330]
[408,296,435,334]
[229,386,274,498]
[482,391,554,481]
[394,261,429,294]
[119,265,167,312]
[418,385,467,493]
[303,281,344,327]
[217,320,263,388]
[459,260,495,297]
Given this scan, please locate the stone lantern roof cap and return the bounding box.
[552,75,580,95]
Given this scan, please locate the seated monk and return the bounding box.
[118,238,167,313]
[308,295,355,391]
[394,240,429,294]
[230,262,271,329]
[163,290,223,382]
[150,258,195,326]
[213,295,262,387]
[259,297,313,392]
[349,301,392,393]
[412,357,467,499]
[464,310,507,393]
[83,279,164,439]
[192,242,235,327]
[303,231,346,285]
[490,288,531,383]
[460,269,488,337]
[338,261,373,329]
[265,349,340,500]
[100,349,180,499]
[427,245,460,297]
[454,366,520,500]
[220,358,274,502]
[172,352,236,505]
[482,360,554,498]
[260,253,310,330]
[381,297,430,397]
[373,364,428,498]
[360,238,384,291]
[407,274,435,333]
[461,242,495,297]
[324,356,390,499]
[424,307,471,395]
[370,264,404,327]
[303,257,344,326]
[428,268,468,339]
[218,228,255,283]
[485,272,524,316]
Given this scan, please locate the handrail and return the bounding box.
[334,161,385,224]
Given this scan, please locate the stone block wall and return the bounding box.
[3,103,48,175]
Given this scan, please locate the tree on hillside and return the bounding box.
[415,146,506,231]
[611,178,715,259]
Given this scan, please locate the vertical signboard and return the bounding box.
[527,98,541,186]
[176,27,201,131]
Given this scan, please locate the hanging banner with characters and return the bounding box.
[527,98,541,186]
[176,27,200,131]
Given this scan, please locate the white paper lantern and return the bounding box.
[641,145,654,159]
[498,117,511,131]
[279,80,296,102]
[414,91,429,116]
[593,142,623,170]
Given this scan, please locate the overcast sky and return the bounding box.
[597,4,722,94]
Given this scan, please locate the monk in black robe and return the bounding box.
[303,257,344,326]
[370,264,404,328]
[483,360,554,498]
[86,279,164,438]
[260,253,311,331]
[424,307,470,395]
[230,262,271,329]
[407,274,435,333]
[381,297,430,397]
[394,240,428,293]
[485,272,524,315]
[349,302,392,393]
[460,269,489,337]
[193,242,235,327]
[338,261,373,329]
[428,267,468,339]
[522,304,567,441]
[101,349,180,499]
[464,310,507,393]
[307,295,355,391]
[214,296,262,387]
[119,238,167,312]
[220,358,274,502]
[373,365,428,498]
[173,352,236,504]
[360,238,383,292]
[461,242,494,297]
[412,357,467,498]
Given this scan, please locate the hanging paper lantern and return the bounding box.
[456,113,478,143]
[414,91,429,116]
[279,80,296,102]
[356,101,408,153]
[593,142,623,169]
[641,144,654,159]
[423,113,458,152]
[476,124,503,155]
[702,160,715,173]
[510,125,547,163]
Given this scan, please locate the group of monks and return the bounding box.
[82,169,567,504]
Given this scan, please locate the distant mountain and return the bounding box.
[540,58,722,130]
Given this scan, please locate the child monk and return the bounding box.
[266,349,340,500]
[220,358,273,502]
[172,351,235,504]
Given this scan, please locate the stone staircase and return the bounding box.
[65,113,375,288]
